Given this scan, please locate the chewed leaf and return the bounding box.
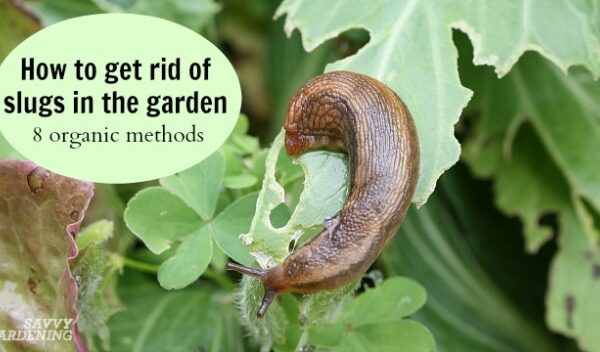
[0,160,94,352]
[275,0,600,206]
[546,202,600,351]
[124,187,203,254]
[240,131,347,267]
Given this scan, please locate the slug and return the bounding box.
[227,71,419,317]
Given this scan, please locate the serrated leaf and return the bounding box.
[240,132,347,267]
[157,226,213,290]
[160,151,225,221]
[124,187,203,254]
[546,202,600,352]
[275,0,600,206]
[0,161,93,352]
[460,42,600,348]
[464,124,571,251]
[382,169,562,352]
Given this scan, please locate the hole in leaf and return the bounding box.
[270,202,291,228]
[334,28,370,59]
[537,212,558,238]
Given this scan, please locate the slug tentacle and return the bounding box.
[226,262,266,279]
[228,71,419,318]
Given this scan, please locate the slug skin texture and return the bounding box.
[227,71,420,318]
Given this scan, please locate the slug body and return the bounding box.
[227,71,419,317]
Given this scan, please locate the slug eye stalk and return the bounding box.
[226,263,276,318]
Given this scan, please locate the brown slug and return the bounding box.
[227,71,420,318]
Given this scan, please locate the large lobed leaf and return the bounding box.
[461,48,600,351]
[23,0,220,30]
[275,0,600,206]
[0,160,94,352]
[383,168,563,352]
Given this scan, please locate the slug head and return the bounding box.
[226,262,278,318]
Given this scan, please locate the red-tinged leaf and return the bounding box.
[0,160,94,352]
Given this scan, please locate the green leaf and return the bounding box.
[23,0,102,26]
[299,278,432,351]
[546,202,600,352]
[231,114,250,135]
[461,50,600,349]
[157,227,213,289]
[124,187,202,254]
[229,133,261,155]
[238,276,289,349]
[211,192,258,267]
[72,244,122,351]
[0,1,39,64]
[72,220,121,349]
[464,124,570,251]
[275,0,600,206]
[337,320,434,352]
[76,219,114,250]
[240,132,347,266]
[107,270,245,352]
[124,0,220,31]
[23,0,219,31]
[160,151,225,221]
[223,174,258,189]
[347,277,427,327]
[0,161,94,352]
[382,168,564,352]
[0,134,24,160]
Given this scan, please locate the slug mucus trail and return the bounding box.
[227,71,420,318]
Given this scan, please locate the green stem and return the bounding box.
[121,257,159,273]
[119,256,233,289]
